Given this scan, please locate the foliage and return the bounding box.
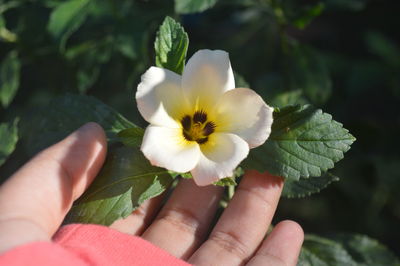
[66,145,172,225]
[155,16,188,74]
[298,234,400,266]
[23,94,137,156]
[242,105,355,180]
[0,118,18,167]
[0,50,20,108]
[0,0,399,263]
[282,173,339,198]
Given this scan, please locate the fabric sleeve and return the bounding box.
[0,224,191,266]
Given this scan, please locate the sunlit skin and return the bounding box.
[0,123,304,266]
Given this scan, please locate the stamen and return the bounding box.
[181,115,191,131]
[183,131,193,141]
[197,137,208,144]
[193,110,207,123]
[181,110,215,145]
[203,122,216,136]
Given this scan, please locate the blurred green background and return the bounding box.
[1,0,399,257]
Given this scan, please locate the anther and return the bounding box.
[203,122,216,136]
[193,110,207,123]
[196,137,208,144]
[181,115,192,131]
[183,131,193,141]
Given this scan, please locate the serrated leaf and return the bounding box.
[154,16,188,74]
[25,94,137,156]
[282,172,339,198]
[0,50,20,108]
[331,234,400,266]
[0,118,18,167]
[47,0,91,49]
[298,234,400,266]
[117,127,145,148]
[175,0,218,14]
[302,235,358,266]
[65,145,172,225]
[242,105,355,180]
[298,247,328,266]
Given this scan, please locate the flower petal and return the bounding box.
[136,67,190,128]
[191,133,249,186]
[213,88,273,148]
[141,125,201,173]
[182,50,235,110]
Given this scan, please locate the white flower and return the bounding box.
[136,49,273,186]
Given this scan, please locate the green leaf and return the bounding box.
[168,171,193,179]
[117,127,145,148]
[213,167,243,186]
[0,14,17,42]
[298,247,328,266]
[331,234,400,266]
[301,235,358,266]
[214,177,237,187]
[298,234,400,266]
[175,0,219,14]
[67,39,113,93]
[284,42,332,105]
[25,94,137,156]
[47,0,91,49]
[65,145,172,225]
[65,38,114,92]
[242,105,355,180]
[0,118,18,167]
[282,172,339,198]
[0,50,20,108]
[155,16,189,74]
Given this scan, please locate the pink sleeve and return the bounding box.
[0,224,191,266]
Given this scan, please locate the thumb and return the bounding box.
[0,122,107,253]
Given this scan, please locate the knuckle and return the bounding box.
[155,206,202,236]
[209,230,250,261]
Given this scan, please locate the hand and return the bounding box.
[0,123,304,265]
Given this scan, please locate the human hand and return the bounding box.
[0,123,303,265]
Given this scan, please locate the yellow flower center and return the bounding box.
[181,110,216,144]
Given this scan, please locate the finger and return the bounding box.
[109,194,165,235]
[247,220,304,266]
[0,123,107,253]
[141,179,223,259]
[189,171,283,266]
